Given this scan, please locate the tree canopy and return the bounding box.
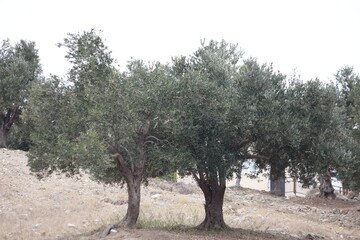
[0,39,41,148]
[26,30,177,228]
[335,66,360,192]
[23,31,360,231]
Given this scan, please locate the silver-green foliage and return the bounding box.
[335,66,360,191]
[0,39,41,147]
[26,30,175,185]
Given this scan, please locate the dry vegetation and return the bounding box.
[1,148,360,240]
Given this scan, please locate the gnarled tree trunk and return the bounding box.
[102,124,149,236]
[270,165,286,196]
[121,173,142,227]
[270,171,286,196]
[193,172,229,230]
[120,126,148,227]
[100,171,142,237]
[319,169,336,199]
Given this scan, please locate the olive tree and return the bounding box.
[335,66,360,194]
[165,41,289,229]
[166,41,354,231]
[233,58,290,196]
[0,39,41,147]
[26,30,175,229]
[284,79,352,198]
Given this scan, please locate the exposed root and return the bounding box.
[99,216,139,238]
[99,221,124,238]
[99,224,115,238]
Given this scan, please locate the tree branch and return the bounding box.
[145,135,162,142]
[192,170,210,197]
[104,140,133,177]
[111,153,132,177]
[104,140,119,154]
[118,144,134,172]
[191,171,200,185]
[238,138,251,149]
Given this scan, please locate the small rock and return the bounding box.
[303,233,325,239]
[33,223,42,228]
[82,220,90,227]
[236,208,245,214]
[67,223,76,228]
[151,194,161,199]
[110,229,117,233]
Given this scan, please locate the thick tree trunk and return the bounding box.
[198,185,228,229]
[270,166,286,196]
[319,169,336,199]
[235,172,241,187]
[0,108,20,148]
[193,172,229,230]
[0,125,8,148]
[235,165,242,187]
[121,174,142,227]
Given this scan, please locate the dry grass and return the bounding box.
[0,148,127,239]
[1,148,360,240]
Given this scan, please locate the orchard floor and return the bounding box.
[1,148,360,240]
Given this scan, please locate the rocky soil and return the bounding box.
[1,148,360,240]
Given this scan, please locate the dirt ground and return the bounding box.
[1,148,360,240]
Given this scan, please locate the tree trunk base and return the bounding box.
[195,223,230,231]
[99,212,142,238]
[319,170,336,200]
[320,192,336,199]
[99,217,139,238]
[100,224,116,238]
[195,216,230,231]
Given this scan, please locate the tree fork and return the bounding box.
[101,126,148,236]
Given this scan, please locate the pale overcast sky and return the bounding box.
[1,0,359,81]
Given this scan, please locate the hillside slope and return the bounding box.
[1,148,359,240]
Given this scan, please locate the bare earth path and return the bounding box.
[1,148,360,240]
